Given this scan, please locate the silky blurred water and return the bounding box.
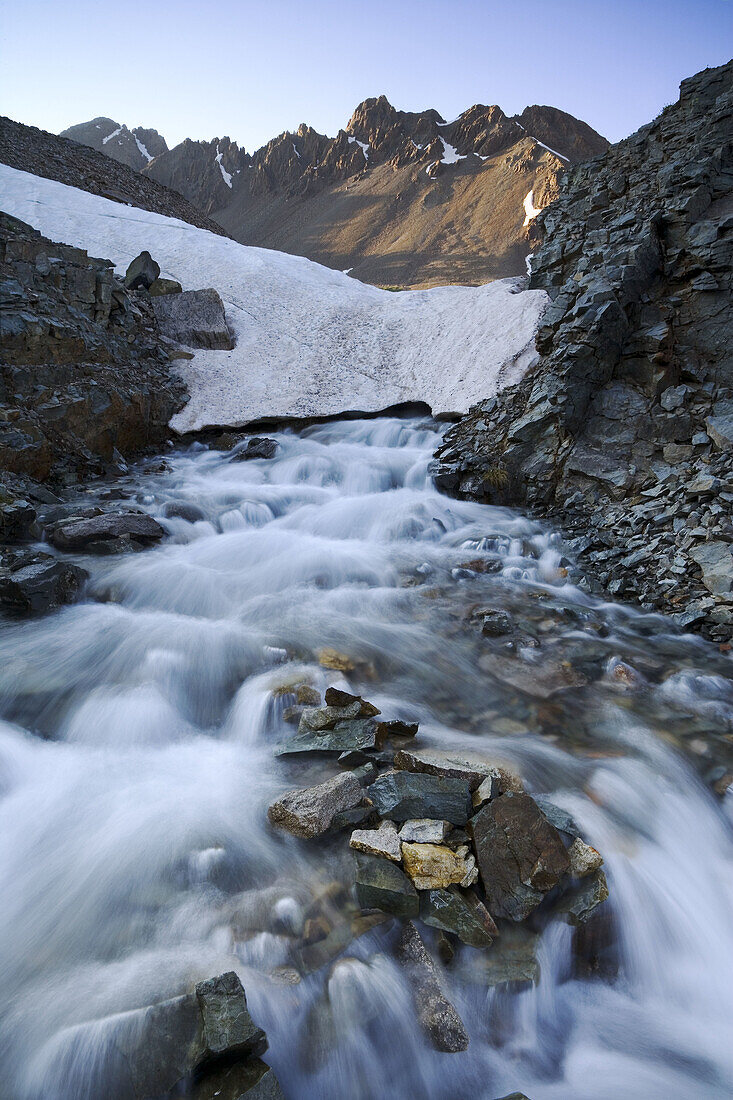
[0,417,731,1100]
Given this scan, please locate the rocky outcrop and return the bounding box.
[0,212,186,489]
[151,288,235,350]
[0,116,227,235]
[60,116,168,171]
[432,61,733,641]
[105,95,607,288]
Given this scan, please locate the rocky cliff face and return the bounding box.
[0,116,228,236]
[62,96,607,288]
[432,61,733,641]
[60,116,168,171]
[0,212,186,498]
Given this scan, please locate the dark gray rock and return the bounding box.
[472,792,570,920]
[124,250,160,291]
[277,716,384,756]
[553,869,609,925]
[368,769,472,824]
[0,558,88,614]
[163,500,206,523]
[49,511,165,550]
[394,746,503,794]
[193,1058,285,1100]
[151,288,235,350]
[481,608,513,636]
[353,851,419,916]
[396,921,469,1053]
[232,437,279,461]
[324,686,381,715]
[419,887,497,947]
[148,276,182,296]
[195,970,267,1060]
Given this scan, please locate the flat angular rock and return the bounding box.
[298,701,362,732]
[325,686,380,715]
[398,819,449,844]
[396,922,469,1053]
[401,842,476,889]
[148,276,182,296]
[480,654,588,698]
[193,1058,285,1100]
[195,970,267,1060]
[394,747,504,794]
[277,717,383,756]
[472,792,570,921]
[0,558,88,614]
[49,511,165,550]
[688,541,733,595]
[350,819,401,862]
[354,851,418,916]
[554,869,609,925]
[151,287,235,350]
[533,797,579,839]
[377,718,419,740]
[419,888,497,948]
[369,770,472,824]
[568,837,604,877]
[267,773,363,838]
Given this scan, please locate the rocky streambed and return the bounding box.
[0,415,731,1100]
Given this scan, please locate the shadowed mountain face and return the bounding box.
[63,99,609,287]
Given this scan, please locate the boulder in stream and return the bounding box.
[353,851,419,916]
[267,772,364,838]
[231,437,279,461]
[349,819,402,862]
[401,842,477,889]
[195,970,267,1061]
[0,557,88,614]
[396,921,469,1053]
[368,770,472,824]
[419,887,497,948]
[193,1058,285,1100]
[48,511,165,552]
[471,792,570,920]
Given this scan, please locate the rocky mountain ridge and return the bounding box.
[432,60,733,643]
[64,97,608,287]
[60,116,168,171]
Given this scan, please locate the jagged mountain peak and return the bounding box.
[61,117,168,171]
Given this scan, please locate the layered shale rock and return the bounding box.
[432,61,733,640]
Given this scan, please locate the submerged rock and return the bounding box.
[232,437,279,461]
[471,792,570,920]
[554,869,609,925]
[396,922,469,1053]
[368,770,472,824]
[267,773,363,838]
[193,1058,284,1100]
[353,851,419,916]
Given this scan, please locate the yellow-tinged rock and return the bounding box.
[401,842,477,890]
[317,647,356,672]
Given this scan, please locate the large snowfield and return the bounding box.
[1,164,548,431]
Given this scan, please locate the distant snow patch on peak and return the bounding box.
[440,139,466,165]
[532,137,569,162]
[134,135,153,163]
[215,144,233,188]
[348,136,369,160]
[102,126,123,144]
[523,189,542,227]
[292,142,301,159]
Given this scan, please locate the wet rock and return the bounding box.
[193,1058,285,1100]
[353,851,419,916]
[151,287,235,350]
[0,558,88,614]
[0,497,36,541]
[267,772,363,838]
[112,992,206,1098]
[568,837,604,877]
[349,819,401,862]
[419,887,497,948]
[232,437,279,461]
[479,655,588,698]
[195,970,267,1061]
[394,746,505,794]
[368,770,472,824]
[471,792,570,920]
[396,922,469,1053]
[317,647,355,671]
[48,511,165,551]
[124,250,160,290]
[479,925,540,988]
[324,686,380,715]
[277,716,384,756]
[480,608,514,636]
[533,797,578,839]
[148,276,182,296]
[376,718,419,740]
[401,842,477,890]
[299,701,363,731]
[554,869,609,925]
[295,684,321,705]
[163,500,206,523]
[398,819,449,844]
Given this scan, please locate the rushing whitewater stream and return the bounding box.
[1,416,732,1100]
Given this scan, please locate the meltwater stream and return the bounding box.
[0,417,732,1100]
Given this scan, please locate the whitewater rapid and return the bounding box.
[0,417,731,1100]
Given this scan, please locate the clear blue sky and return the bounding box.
[1,0,730,150]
